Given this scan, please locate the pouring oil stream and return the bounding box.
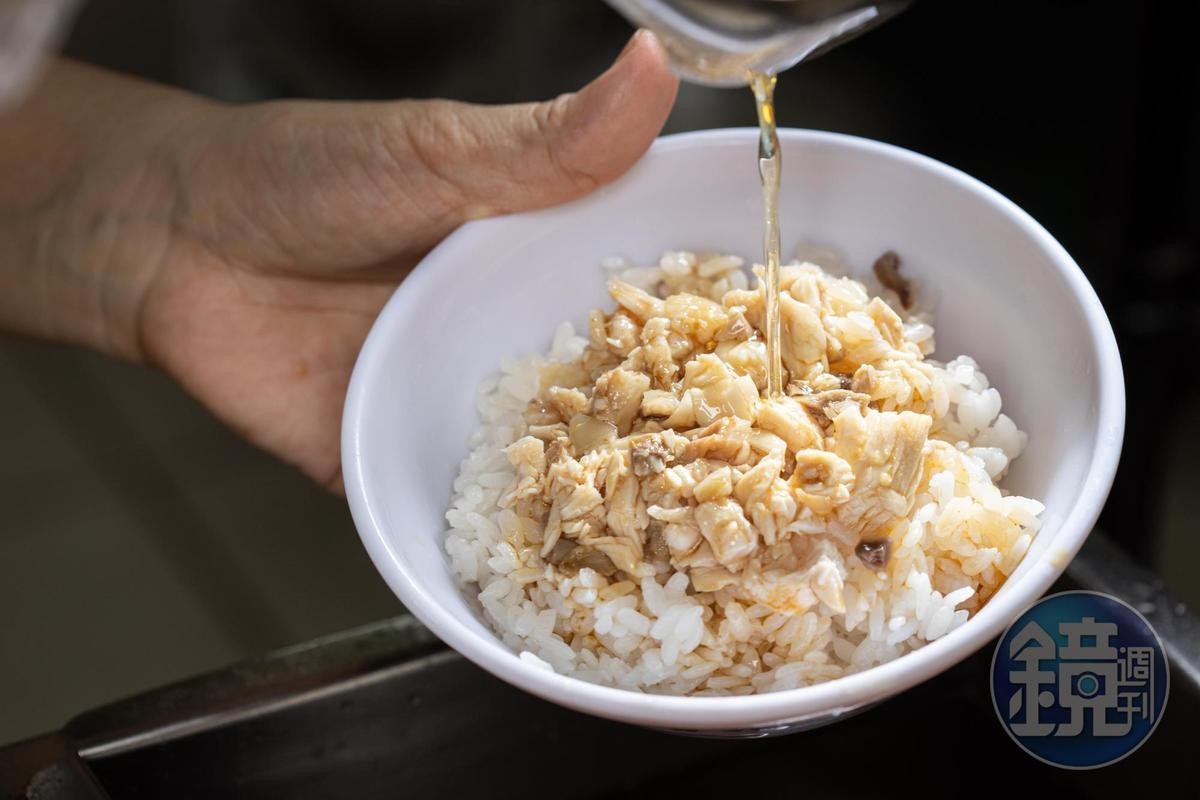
[751,72,784,399]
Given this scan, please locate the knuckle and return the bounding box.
[529,94,603,195]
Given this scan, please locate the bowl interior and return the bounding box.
[344,129,1122,728]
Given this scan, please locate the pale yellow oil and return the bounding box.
[750,72,783,398]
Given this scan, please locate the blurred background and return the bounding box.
[1,0,1196,745]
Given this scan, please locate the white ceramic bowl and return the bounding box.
[343,128,1124,734]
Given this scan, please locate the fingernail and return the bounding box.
[616,29,647,63]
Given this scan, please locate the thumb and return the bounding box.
[414,29,680,222]
[226,30,679,274]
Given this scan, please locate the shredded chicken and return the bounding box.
[592,367,650,435]
[501,251,947,618]
[833,407,931,541]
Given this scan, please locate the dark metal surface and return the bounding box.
[0,737,108,800]
[1,530,1197,798]
[1066,530,1200,691]
[67,617,444,760]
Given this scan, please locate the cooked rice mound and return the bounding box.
[444,250,1044,695]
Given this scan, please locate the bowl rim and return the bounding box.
[342,127,1126,729]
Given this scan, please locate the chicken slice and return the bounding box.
[733,452,794,546]
[592,367,651,435]
[661,520,702,562]
[716,312,753,342]
[548,541,619,577]
[640,317,680,388]
[780,291,827,372]
[742,541,847,615]
[681,354,758,424]
[833,407,931,541]
[594,456,647,576]
[756,396,823,453]
[661,389,699,429]
[523,397,560,426]
[499,435,546,510]
[663,292,730,344]
[605,311,641,356]
[545,385,589,421]
[608,279,664,322]
[722,287,763,333]
[796,389,870,431]
[690,565,739,593]
[568,413,617,454]
[865,297,904,349]
[684,416,754,465]
[693,465,735,503]
[577,533,647,577]
[788,449,854,515]
[714,337,768,390]
[640,390,679,418]
[693,498,759,569]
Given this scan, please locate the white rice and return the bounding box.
[442,250,1044,695]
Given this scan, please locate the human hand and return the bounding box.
[0,32,678,490]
